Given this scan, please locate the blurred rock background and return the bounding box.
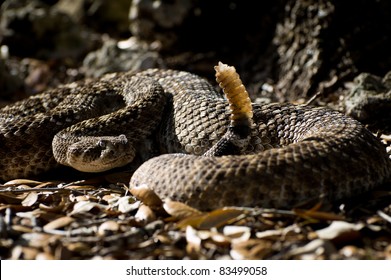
[1,0,391,129]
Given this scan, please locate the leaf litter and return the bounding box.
[0,173,391,260]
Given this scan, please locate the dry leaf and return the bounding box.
[293,208,344,221]
[66,242,91,253]
[22,232,53,247]
[11,225,33,233]
[186,226,202,254]
[230,239,273,260]
[255,224,300,240]
[0,204,31,212]
[314,221,364,242]
[176,214,208,229]
[70,201,108,215]
[198,208,245,230]
[377,210,391,224]
[209,231,231,246]
[64,185,97,191]
[11,246,39,260]
[74,195,91,202]
[35,252,55,260]
[39,198,67,213]
[43,216,74,231]
[34,182,57,189]
[98,220,120,236]
[178,208,244,230]
[135,204,156,223]
[129,184,162,208]
[21,192,39,207]
[385,244,391,260]
[0,192,25,204]
[4,179,42,186]
[102,194,119,203]
[223,226,251,244]
[286,239,336,259]
[116,196,140,213]
[0,184,33,203]
[255,228,284,239]
[339,245,366,259]
[163,199,202,220]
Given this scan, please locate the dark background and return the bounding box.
[1,0,391,117]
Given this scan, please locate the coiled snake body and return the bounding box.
[0,63,390,209]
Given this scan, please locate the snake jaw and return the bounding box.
[65,135,135,172]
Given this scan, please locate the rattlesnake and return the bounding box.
[0,63,390,210]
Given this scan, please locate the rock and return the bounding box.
[0,47,24,100]
[129,0,192,48]
[344,72,391,131]
[82,37,163,78]
[0,0,96,60]
[82,0,132,36]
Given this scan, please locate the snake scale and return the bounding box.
[0,63,390,210]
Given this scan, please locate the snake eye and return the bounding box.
[98,140,106,148]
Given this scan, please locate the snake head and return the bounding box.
[64,134,136,172]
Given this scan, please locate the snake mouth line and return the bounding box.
[67,152,134,173]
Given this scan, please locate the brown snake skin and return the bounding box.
[0,65,390,210]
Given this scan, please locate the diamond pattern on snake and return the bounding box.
[0,62,390,210]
